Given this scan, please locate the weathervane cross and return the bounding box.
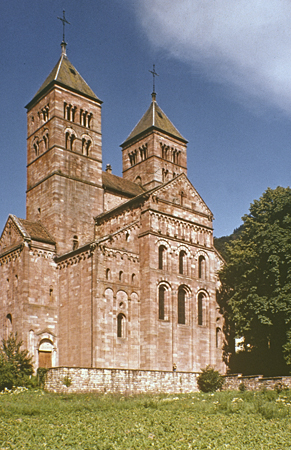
[57,10,70,43]
[149,64,159,93]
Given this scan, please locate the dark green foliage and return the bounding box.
[37,367,49,388]
[62,376,72,387]
[0,332,34,391]
[218,187,291,376]
[197,366,224,392]
[214,225,244,262]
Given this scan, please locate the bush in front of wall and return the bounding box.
[197,366,224,393]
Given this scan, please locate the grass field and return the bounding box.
[0,388,291,449]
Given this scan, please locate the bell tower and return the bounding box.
[121,92,188,190]
[25,42,103,254]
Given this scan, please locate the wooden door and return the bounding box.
[38,351,52,368]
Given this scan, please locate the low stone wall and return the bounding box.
[45,367,291,394]
[222,374,291,391]
[45,367,199,394]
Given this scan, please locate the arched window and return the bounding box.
[158,245,166,270]
[198,255,206,279]
[49,287,53,303]
[131,273,135,284]
[33,137,39,156]
[65,131,70,149]
[66,104,71,121]
[106,268,110,280]
[43,130,49,151]
[158,285,166,320]
[73,235,78,250]
[119,270,123,282]
[82,137,91,156]
[198,292,204,325]
[117,313,126,338]
[179,250,186,275]
[6,314,12,338]
[178,288,186,324]
[65,129,76,151]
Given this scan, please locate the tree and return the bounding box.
[218,187,291,376]
[0,333,34,391]
[214,224,244,262]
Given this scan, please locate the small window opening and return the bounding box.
[73,235,78,250]
[198,292,204,326]
[178,288,186,324]
[198,255,206,279]
[119,271,123,282]
[179,250,186,275]
[158,245,166,270]
[6,314,12,338]
[159,285,166,320]
[106,268,110,280]
[117,313,125,338]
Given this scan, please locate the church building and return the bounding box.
[0,41,225,374]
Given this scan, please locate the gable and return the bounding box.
[0,215,56,256]
[0,216,24,255]
[151,174,213,218]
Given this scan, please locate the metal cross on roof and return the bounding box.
[149,64,159,94]
[57,10,70,43]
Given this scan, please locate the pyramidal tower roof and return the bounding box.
[122,92,187,147]
[26,43,101,110]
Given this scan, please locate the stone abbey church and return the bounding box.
[0,42,225,374]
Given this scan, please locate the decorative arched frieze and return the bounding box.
[102,246,139,263]
[0,246,23,266]
[57,249,91,269]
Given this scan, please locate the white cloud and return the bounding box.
[132,0,291,114]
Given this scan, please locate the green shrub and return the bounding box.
[197,365,224,392]
[37,367,49,388]
[274,381,289,393]
[63,376,72,387]
[239,382,246,392]
[0,333,34,391]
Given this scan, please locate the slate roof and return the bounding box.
[102,171,145,197]
[26,45,100,109]
[11,215,56,244]
[122,93,187,146]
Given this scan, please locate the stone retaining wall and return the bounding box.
[45,367,291,394]
[222,374,291,391]
[45,367,199,394]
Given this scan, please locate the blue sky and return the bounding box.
[1,0,291,238]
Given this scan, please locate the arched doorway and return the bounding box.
[38,339,53,368]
